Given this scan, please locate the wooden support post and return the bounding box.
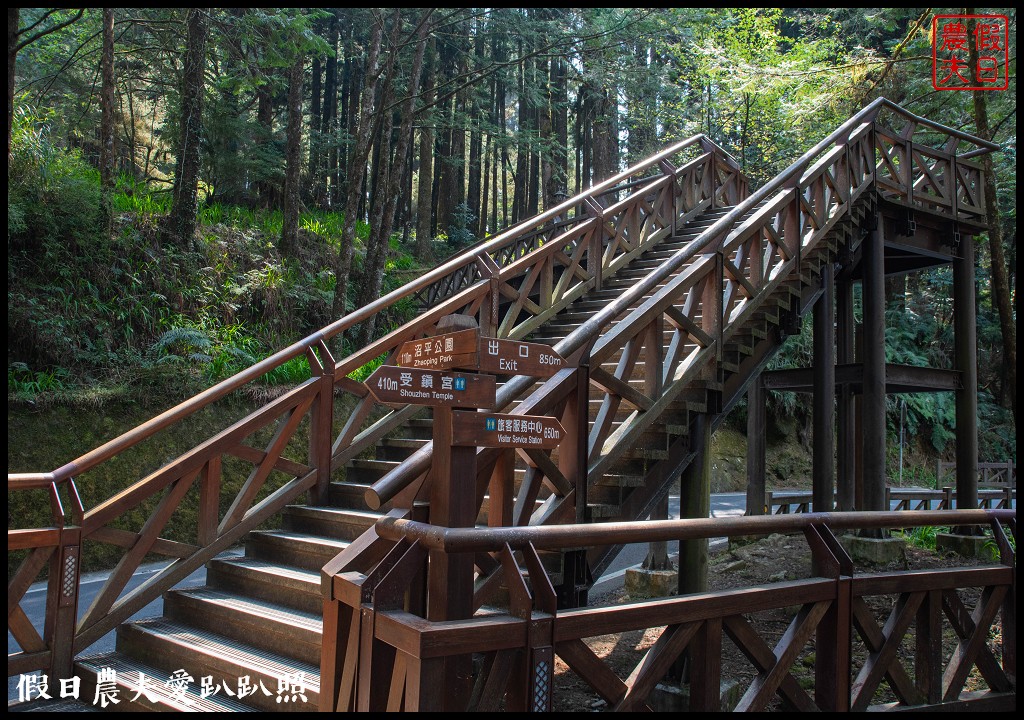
[678,414,710,595]
[642,493,671,570]
[561,364,589,527]
[915,590,943,704]
[746,378,766,515]
[813,270,835,512]
[643,317,668,568]
[555,363,592,609]
[862,212,887,524]
[308,341,336,505]
[836,270,856,511]
[489,450,514,528]
[805,524,852,712]
[47,527,81,684]
[428,406,477,708]
[689,619,722,711]
[953,233,979,517]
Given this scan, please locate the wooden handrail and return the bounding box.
[375,509,1012,553]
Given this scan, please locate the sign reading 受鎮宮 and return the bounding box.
[365,365,496,408]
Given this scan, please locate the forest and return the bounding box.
[6,7,1017,475]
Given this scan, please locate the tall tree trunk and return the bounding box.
[480,133,491,235]
[280,52,303,257]
[339,17,358,205]
[415,118,435,257]
[356,10,431,345]
[494,30,509,227]
[415,39,436,261]
[309,54,321,200]
[513,46,529,223]
[547,54,568,208]
[256,79,274,209]
[7,8,17,159]
[466,19,484,237]
[591,85,618,186]
[99,8,116,190]
[317,11,339,207]
[968,15,1016,419]
[435,26,465,238]
[166,8,208,247]
[331,16,383,322]
[579,88,593,192]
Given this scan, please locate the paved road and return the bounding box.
[591,492,746,597]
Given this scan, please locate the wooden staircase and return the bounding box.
[71,193,863,709]
[72,206,753,712]
[10,101,996,711]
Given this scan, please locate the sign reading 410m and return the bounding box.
[365,365,496,408]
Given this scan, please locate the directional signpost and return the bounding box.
[394,328,479,371]
[362,319,571,640]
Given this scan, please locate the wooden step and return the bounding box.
[281,505,378,541]
[206,557,321,614]
[343,458,399,484]
[76,652,257,711]
[245,529,349,571]
[164,586,322,666]
[115,619,319,712]
[376,437,429,461]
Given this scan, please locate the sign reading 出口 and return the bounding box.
[397,329,566,377]
[451,410,564,448]
[365,365,496,408]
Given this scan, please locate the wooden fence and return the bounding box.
[322,509,1016,712]
[938,461,1016,489]
[767,487,1016,515]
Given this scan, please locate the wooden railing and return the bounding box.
[768,487,1017,514]
[938,460,1016,489]
[321,509,1016,711]
[7,134,744,682]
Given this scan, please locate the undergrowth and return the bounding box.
[7,104,421,407]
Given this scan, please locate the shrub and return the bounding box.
[8,104,105,253]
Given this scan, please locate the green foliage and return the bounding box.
[8,362,73,397]
[443,203,478,252]
[259,356,312,385]
[346,354,387,383]
[150,323,314,385]
[8,104,105,250]
[896,525,938,551]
